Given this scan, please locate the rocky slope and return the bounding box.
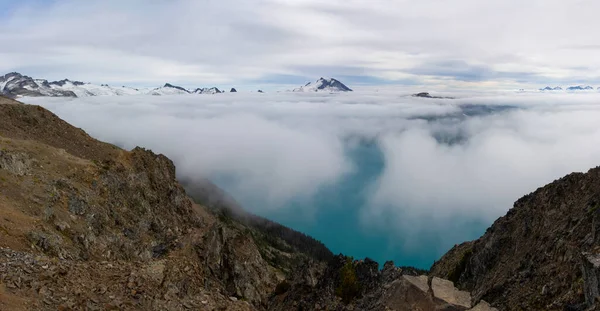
[0,96,320,310]
[431,167,600,310]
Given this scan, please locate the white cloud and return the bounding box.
[3,0,600,87]
[22,92,600,231]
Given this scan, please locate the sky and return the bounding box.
[22,91,600,267]
[2,0,600,89]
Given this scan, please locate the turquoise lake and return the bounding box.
[213,139,489,270]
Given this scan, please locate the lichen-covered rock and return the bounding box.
[0,150,32,176]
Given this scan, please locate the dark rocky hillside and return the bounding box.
[432,167,600,310]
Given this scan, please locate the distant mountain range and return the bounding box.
[539,85,598,91]
[0,72,353,98]
[0,72,229,98]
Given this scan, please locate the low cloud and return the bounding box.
[23,92,600,258]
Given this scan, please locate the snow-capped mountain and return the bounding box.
[1,72,78,97]
[51,80,146,97]
[0,72,229,98]
[539,86,563,91]
[0,72,149,98]
[149,83,191,95]
[192,87,221,94]
[566,85,594,91]
[292,78,352,92]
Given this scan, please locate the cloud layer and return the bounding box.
[21,92,600,265]
[24,91,600,217]
[3,0,600,88]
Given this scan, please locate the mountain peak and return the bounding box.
[49,79,85,87]
[293,77,352,92]
[193,87,222,94]
[160,83,190,94]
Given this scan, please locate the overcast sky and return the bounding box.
[2,0,600,89]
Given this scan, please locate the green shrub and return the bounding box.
[335,259,361,304]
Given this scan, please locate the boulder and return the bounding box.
[432,277,472,309]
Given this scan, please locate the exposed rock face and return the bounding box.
[230,88,238,92]
[201,225,278,305]
[432,167,600,310]
[581,253,600,307]
[0,150,32,176]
